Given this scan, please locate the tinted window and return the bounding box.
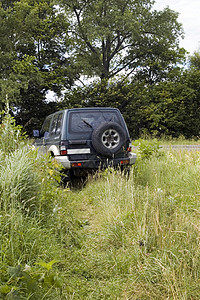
[50,113,63,136]
[69,111,121,134]
[40,116,52,137]
[56,113,63,134]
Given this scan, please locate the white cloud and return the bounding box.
[154,0,200,54]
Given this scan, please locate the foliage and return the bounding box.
[144,66,200,138]
[62,0,185,81]
[0,0,77,132]
[0,103,27,153]
[0,0,73,94]
[1,0,197,139]
[0,110,68,299]
[0,261,63,299]
[189,51,200,70]
[133,138,162,159]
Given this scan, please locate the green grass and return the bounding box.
[59,152,200,299]
[0,116,200,299]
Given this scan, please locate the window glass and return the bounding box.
[50,116,57,135]
[50,113,63,136]
[69,111,120,134]
[56,113,63,134]
[40,116,51,137]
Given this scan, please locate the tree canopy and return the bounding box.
[0,0,78,132]
[62,0,185,82]
[0,0,76,100]
[1,0,200,139]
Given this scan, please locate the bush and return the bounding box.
[0,103,27,154]
[133,138,163,160]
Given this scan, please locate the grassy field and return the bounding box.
[0,115,200,299]
[59,149,200,299]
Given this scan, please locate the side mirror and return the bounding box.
[44,131,49,139]
[33,130,40,137]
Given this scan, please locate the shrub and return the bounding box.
[0,103,27,154]
[133,138,163,160]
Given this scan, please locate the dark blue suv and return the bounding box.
[33,107,136,181]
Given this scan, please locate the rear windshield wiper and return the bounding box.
[82,119,93,128]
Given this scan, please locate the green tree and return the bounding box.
[61,0,185,81]
[0,0,76,132]
[140,61,200,139]
[62,61,200,139]
[189,51,200,70]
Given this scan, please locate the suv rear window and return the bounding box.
[68,111,121,134]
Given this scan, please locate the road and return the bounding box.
[160,145,200,151]
[132,145,200,151]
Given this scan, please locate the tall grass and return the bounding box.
[0,110,199,299]
[60,149,200,299]
[0,148,39,213]
[0,109,70,299]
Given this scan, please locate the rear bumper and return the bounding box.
[128,152,137,165]
[55,152,136,169]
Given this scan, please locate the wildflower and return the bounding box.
[52,204,61,214]
[24,264,31,272]
[168,196,176,204]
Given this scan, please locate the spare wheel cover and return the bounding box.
[92,122,126,157]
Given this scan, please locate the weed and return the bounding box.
[133,138,163,160]
[0,103,27,154]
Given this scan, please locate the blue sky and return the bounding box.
[154,0,200,54]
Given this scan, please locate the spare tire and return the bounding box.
[92,122,126,157]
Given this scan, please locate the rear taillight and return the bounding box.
[72,163,82,167]
[60,146,67,155]
[60,150,67,155]
[120,160,129,165]
[127,143,132,152]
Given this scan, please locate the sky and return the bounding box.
[154,0,200,54]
